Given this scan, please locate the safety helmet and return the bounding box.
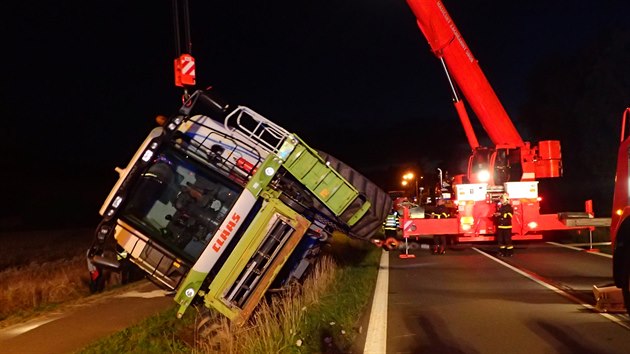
[500,193,509,204]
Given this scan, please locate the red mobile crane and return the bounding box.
[393,0,609,244]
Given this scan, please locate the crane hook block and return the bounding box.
[174,53,196,87]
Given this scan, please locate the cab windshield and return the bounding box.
[121,147,242,262]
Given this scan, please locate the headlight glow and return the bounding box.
[112,196,123,208]
[477,169,490,182]
[142,150,154,162]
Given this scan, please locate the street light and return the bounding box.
[402,172,419,201]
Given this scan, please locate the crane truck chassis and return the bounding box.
[88,89,391,324]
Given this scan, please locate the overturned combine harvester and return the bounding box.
[88,89,391,324]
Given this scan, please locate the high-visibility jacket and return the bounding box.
[496,203,513,229]
[383,213,399,230]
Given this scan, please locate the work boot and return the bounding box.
[432,245,439,255]
[439,246,446,255]
[498,247,506,257]
[506,247,514,257]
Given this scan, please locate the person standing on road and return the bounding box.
[430,198,450,255]
[495,193,514,256]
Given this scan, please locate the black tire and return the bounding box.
[278,177,314,215]
[279,193,307,214]
[623,253,630,315]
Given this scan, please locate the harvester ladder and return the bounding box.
[224,106,291,155]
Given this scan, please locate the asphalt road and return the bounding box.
[377,242,630,354]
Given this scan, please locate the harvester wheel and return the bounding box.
[278,178,314,215]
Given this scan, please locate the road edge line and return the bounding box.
[364,249,389,354]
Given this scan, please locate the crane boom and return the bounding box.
[407,0,524,147]
[406,0,563,184]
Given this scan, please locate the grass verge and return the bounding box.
[76,233,382,353]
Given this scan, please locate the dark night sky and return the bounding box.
[2,0,629,230]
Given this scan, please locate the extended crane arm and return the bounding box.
[406,0,524,148]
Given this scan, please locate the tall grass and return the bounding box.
[0,228,113,323]
[196,256,338,353]
[0,254,91,321]
[194,234,381,353]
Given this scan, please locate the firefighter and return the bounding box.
[383,211,400,238]
[430,198,450,255]
[495,193,514,256]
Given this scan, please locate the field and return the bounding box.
[0,228,97,322]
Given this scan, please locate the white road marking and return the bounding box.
[472,247,630,331]
[364,249,389,354]
[547,241,613,258]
